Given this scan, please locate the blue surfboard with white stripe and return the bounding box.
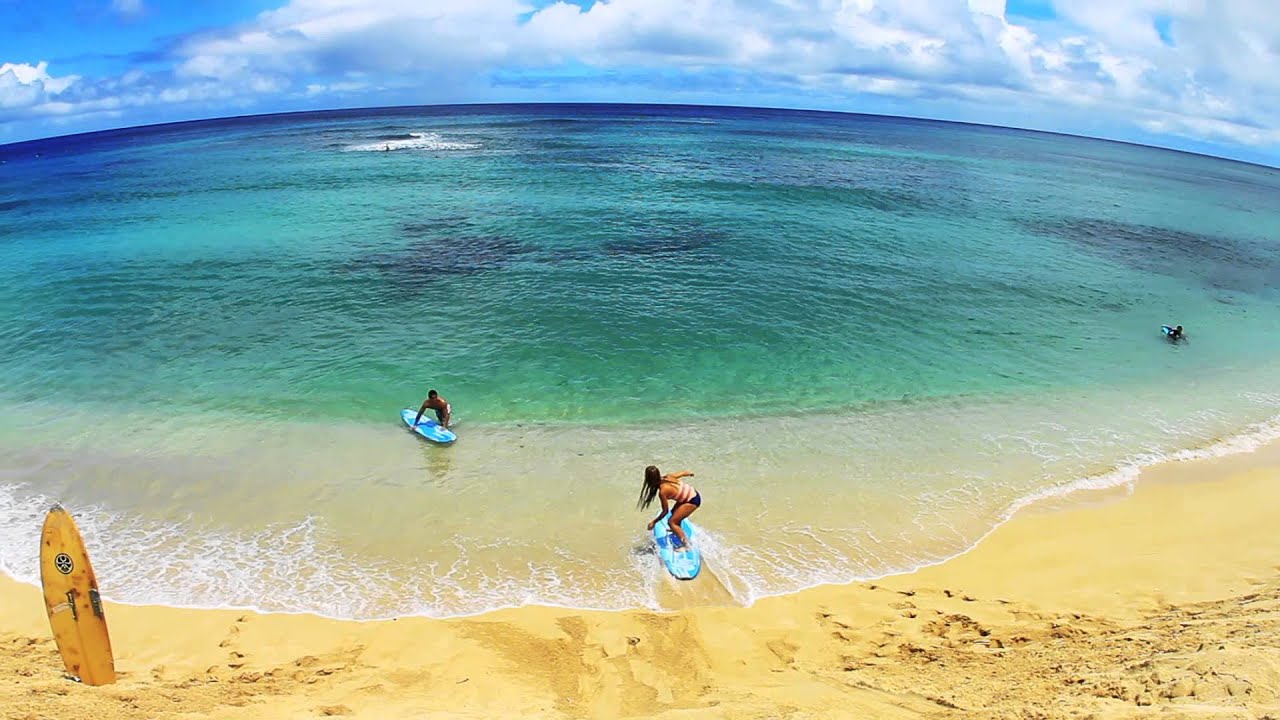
[401,408,457,444]
[653,513,702,580]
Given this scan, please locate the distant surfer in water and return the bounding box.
[412,390,452,430]
[638,466,701,552]
[1166,324,1184,341]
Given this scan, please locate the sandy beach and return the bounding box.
[4,441,1280,719]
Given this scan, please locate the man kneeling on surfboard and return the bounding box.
[413,390,452,430]
[639,466,701,552]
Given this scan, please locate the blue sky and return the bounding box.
[2,0,1278,165]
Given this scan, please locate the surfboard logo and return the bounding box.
[54,553,74,574]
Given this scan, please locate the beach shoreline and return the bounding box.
[4,438,1280,718]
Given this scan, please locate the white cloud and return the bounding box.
[111,0,145,17]
[305,80,371,96]
[0,61,81,111]
[1139,112,1280,147]
[840,74,923,97]
[0,61,79,95]
[2,0,1278,154]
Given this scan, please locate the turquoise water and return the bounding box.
[1,105,1279,618]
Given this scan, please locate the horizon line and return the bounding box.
[2,100,1277,172]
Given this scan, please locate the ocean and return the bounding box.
[1,103,1278,618]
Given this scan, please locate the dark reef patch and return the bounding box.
[601,223,727,259]
[1021,217,1280,294]
[348,234,535,286]
[348,213,732,286]
[398,216,475,237]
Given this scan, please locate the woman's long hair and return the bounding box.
[637,465,662,509]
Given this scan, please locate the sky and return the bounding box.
[1,0,1278,165]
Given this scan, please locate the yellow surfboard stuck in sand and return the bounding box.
[39,504,116,685]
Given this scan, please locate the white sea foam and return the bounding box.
[1001,411,1280,519]
[0,480,659,619]
[683,409,1280,611]
[343,132,480,153]
[676,414,1278,619]
[884,412,1280,581]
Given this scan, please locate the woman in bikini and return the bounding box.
[637,465,701,552]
